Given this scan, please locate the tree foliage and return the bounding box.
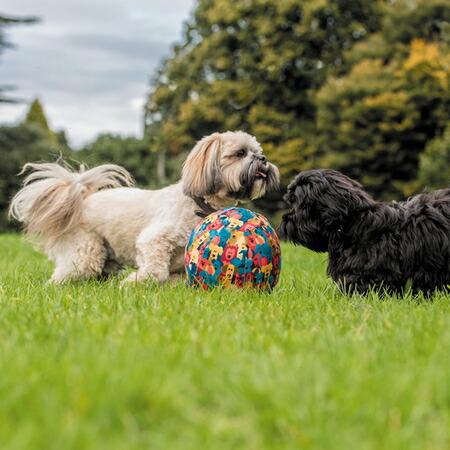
[75,133,164,188]
[316,37,450,198]
[145,0,450,202]
[23,98,56,142]
[314,0,450,199]
[419,124,450,190]
[145,0,385,187]
[0,123,63,231]
[1,97,71,231]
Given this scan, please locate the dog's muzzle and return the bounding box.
[254,155,268,179]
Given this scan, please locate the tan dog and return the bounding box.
[10,131,279,284]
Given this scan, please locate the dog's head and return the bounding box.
[182,131,279,205]
[277,169,374,252]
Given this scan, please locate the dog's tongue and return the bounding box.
[256,171,267,178]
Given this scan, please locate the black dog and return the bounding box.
[277,169,450,294]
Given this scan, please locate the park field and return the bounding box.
[0,233,449,449]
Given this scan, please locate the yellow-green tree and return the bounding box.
[419,124,450,189]
[145,0,385,191]
[23,98,56,142]
[314,0,450,199]
[145,0,450,203]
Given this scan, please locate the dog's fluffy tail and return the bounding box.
[9,161,134,245]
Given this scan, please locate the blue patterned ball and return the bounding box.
[185,207,282,291]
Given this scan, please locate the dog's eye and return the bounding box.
[235,149,247,158]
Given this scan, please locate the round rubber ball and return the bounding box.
[185,207,282,291]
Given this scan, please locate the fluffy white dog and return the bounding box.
[9,131,280,284]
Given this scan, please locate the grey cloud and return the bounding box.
[62,33,172,62]
[0,0,195,147]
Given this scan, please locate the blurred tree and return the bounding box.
[1,97,72,231]
[314,0,450,199]
[0,13,39,103]
[23,98,56,142]
[144,0,450,207]
[21,98,72,156]
[0,123,61,231]
[145,0,385,196]
[419,124,450,189]
[55,129,70,148]
[75,133,164,188]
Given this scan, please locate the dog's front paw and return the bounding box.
[121,271,151,286]
[121,271,142,286]
[120,268,169,286]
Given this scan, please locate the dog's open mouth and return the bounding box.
[256,171,267,179]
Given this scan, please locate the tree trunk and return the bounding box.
[157,147,166,185]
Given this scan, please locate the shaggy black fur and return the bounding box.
[277,169,450,294]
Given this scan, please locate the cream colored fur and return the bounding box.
[9,131,279,284]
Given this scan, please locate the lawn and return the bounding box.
[0,233,449,449]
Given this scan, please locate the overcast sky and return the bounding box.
[0,0,195,148]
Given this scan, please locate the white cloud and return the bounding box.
[0,0,195,148]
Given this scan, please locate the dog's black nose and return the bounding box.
[256,155,267,163]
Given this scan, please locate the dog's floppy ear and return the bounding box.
[291,169,374,228]
[182,133,222,198]
[319,171,374,227]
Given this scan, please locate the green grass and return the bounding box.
[0,234,449,450]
